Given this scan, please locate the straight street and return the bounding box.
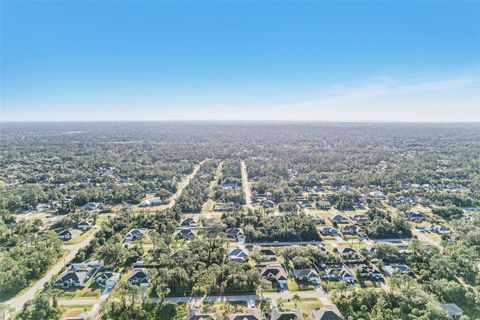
[241,160,253,211]
[165,159,207,210]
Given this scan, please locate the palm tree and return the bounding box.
[292,294,300,307]
[0,304,14,320]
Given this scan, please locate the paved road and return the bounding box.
[3,228,99,312]
[77,287,110,319]
[245,241,324,247]
[165,159,206,210]
[58,289,330,306]
[5,160,206,315]
[241,161,253,211]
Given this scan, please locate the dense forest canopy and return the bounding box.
[1,122,479,320]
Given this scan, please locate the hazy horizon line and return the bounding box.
[1,119,479,124]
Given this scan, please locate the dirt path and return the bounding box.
[241,160,253,211]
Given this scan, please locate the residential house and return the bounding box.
[341,224,360,235]
[369,191,385,199]
[139,200,150,207]
[271,309,303,320]
[355,264,383,281]
[223,182,238,189]
[228,312,260,320]
[259,248,277,260]
[323,266,356,283]
[83,202,101,211]
[417,197,432,206]
[312,217,326,225]
[432,225,451,235]
[150,197,163,206]
[227,248,249,262]
[257,263,288,285]
[188,315,216,320]
[331,215,349,224]
[214,202,237,212]
[181,218,197,228]
[319,227,339,237]
[360,246,375,257]
[53,269,92,288]
[176,228,195,241]
[124,228,147,243]
[382,263,411,276]
[298,200,313,209]
[58,229,73,241]
[440,303,464,318]
[352,215,369,224]
[77,221,92,231]
[128,269,150,287]
[312,306,344,320]
[226,227,245,242]
[95,271,120,289]
[53,264,100,288]
[416,225,431,232]
[258,199,275,208]
[293,269,319,284]
[317,200,331,210]
[405,211,426,222]
[337,247,357,256]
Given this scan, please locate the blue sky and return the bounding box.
[1,1,479,122]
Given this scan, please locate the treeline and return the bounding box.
[214,160,244,204]
[282,245,340,269]
[369,235,480,318]
[364,208,412,239]
[223,211,321,242]
[334,288,451,320]
[0,231,63,298]
[153,238,259,295]
[75,209,180,267]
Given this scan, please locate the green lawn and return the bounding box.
[64,228,96,245]
[287,279,315,292]
[57,282,102,300]
[202,301,247,314]
[277,297,323,316]
[60,304,93,319]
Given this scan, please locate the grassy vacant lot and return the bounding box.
[59,304,93,318]
[278,297,323,317]
[64,228,96,245]
[202,301,248,314]
[287,279,316,292]
[202,199,216,212]
[357,278,383,289]
[57,282,103,300]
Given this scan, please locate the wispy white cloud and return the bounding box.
[327,76,479,101]
[3,74,479,122]
[241,75,480,122]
